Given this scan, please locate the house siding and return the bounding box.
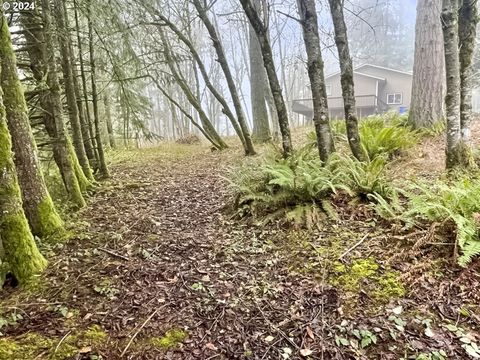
[356,65,412,112]
[292,64,413,120]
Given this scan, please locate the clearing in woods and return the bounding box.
[0,138,479,360]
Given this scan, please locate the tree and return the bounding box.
[54,0,95,181]
[103,92,116,149]
[249,0,271,143]
[297,0,335,162]
[458,0,478,150]
[0,13,47,282]
[73,0,98,167]
[193,0,256,156]
[0,8,63,238]
[240,0,293,157]
[87,0,109,178]
[409,0,445,128]
[441,0,478,168]
[159,28,228,150]
[328,0,364,161]
[39,0,89,206]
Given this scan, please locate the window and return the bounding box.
[387,93,402,105]
[326,85,332,96]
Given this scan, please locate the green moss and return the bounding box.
[68,138,94,193]
[1,212,48,283]
[373,271,405,301]
[36,196,64,239]
[82,324,108,345]
[0,333,77,360]
[330,258,378,292]
[0,326,108,360]
[329,258,405,307]
[148,328,187,350]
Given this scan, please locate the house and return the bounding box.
[292,64,413,119]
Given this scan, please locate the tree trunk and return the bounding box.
[104,93,116,148]
[159,29,227,149]
[143,3,245,149]
[458,0,478,150]
[409,0,445,128]
[297,0,335,162]
[441,0,464,168]
[41,0,88,206]
[240,0,293,157]
[0,10,63,238]
[328,0,365,161]
[87,0,109,178]
[193,0,256,156]
[0,45,47,283]
[249,0,271,143]
[20,6,88,207]
[54,0,94,181]
[73,0,98,168]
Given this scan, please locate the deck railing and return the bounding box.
[292,95,388,114]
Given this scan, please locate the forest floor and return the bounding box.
[0,131,480,360]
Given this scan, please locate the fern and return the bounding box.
[309,113,419,160]
[400,177,480,266]
[227,146,397,226]
[359,118,418,160]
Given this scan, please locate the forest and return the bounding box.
[0,0,479,359]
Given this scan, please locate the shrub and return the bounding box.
[402,176,480,266]
[308,113,418,160]
[227,147,397,226]
[359,116,419,160]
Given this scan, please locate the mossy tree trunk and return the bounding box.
[328,0,365,161]
[73,0,98,169]
[240,0,293,157]
[297,0,335,162]
[86,0,109,179]
[0,9,63,238]
[54,0,94,182]
[40,0,89,206]
[0,35,47,282]
[19,8,87,207]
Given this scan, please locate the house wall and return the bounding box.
[325,73,379,99]
[325,73,380,118]
[356,65,413,112]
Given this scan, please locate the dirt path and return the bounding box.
[0,144,479,360]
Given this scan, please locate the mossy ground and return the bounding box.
[147,328,188,350]
[0,325,108,360]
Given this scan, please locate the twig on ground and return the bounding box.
[98,247,129,261]
[121,305,167,357]
[338,233,369,260]
[54,331,72,353]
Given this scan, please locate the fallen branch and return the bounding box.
[98,247,129,261]
[338,233,369,260]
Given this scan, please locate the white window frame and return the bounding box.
[387,93,403,105]
[326,85,332,97]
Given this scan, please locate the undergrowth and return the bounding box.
[312,112,418,160]
[228,145,397,227]
[375,175,480,266]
